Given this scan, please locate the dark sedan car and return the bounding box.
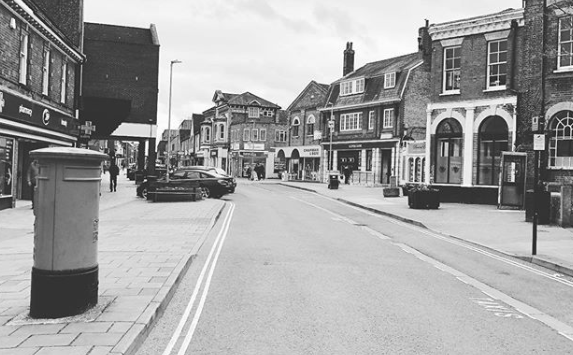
[137,169,233,200]
[178,166,237,193]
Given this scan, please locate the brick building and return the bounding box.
[0,0,84,210]
[81,23,160,175]
[282,80,330,181]
[425,9,525,204]
[318,41,429,186]
[200,90,287,178]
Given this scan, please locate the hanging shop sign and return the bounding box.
[406,141,426,154]
[0,90,75,134]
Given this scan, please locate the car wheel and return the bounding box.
[201,187,211,198]
[141,187,148,199]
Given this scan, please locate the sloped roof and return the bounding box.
[228,92,281,109]
[287,80,330,112]
[326,52,423,109]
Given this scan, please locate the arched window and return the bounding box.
[435,118,463,184]
[202,127,211,143]
[549,111,573,168]
[477,116,508,185]
[292,117,301,137]
[306,115,316,136]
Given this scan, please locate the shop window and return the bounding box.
[435,118,463,184]
[0,137,14,197]
[477,116,508,185]
[549,110,573,168]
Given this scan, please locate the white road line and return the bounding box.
[176,203,235,355]
[308,193,573,288]
[162,203,235,355]
[394,242,573,342]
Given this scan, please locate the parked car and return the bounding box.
[177,166,237,193]
[137,169,234,199]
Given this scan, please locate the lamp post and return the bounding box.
[166,59,181,183]
[326,103,335,171]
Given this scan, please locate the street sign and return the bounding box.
[79,121,96,139]
[328,120,334,129]
[532,116,539,132]
[533,134,545,151]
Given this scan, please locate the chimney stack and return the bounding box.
[343,42,355,76]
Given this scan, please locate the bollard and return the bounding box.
[29,147,107,318]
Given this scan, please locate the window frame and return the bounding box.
[486,39,508,89]
[368,111,375,130]
[252,128,259,141]
[558,16,573,70]
[19,32,29,85]
[443,46,461,93]
[248,107,260,118]
[60,61,67,104]
[382,109,394,129]
[292,117,301,137]
[340,112,363,132]
[306,115,316,136]
[260,128,267,141]
[384,72,396,89]
[42,46,51,95]
[243,128,250,141]
[549,110,573,169]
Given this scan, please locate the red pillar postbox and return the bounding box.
[29,147,107,318]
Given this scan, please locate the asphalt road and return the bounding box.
[136,181,573,355]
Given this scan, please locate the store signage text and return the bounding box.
[302,147,320,157]
[0,91,74,134]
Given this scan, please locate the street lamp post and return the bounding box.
[166,59,181,183]
[327,103,335,171]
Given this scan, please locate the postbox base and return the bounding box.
[30,266,98,319]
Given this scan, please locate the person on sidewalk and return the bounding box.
[27,159,39,209]
[109,161,120,192]
[343,165,352,185]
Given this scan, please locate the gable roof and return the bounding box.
[228,92,281,109]
[325,52,423,110]
[287,80,331,112]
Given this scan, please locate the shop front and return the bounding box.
[276,145,322,181]
[0,90,77,210]
[322,140,399,186]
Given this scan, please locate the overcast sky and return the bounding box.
[84,0,521,137]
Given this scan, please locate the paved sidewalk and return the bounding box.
[278,180,573,276]
[0,174,225,355]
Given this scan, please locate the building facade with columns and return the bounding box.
[425,9,524,204]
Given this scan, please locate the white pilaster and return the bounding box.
[361,149,367,172]
[463,107,475,187]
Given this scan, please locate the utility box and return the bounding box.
[29,147,107,318]
[328,173,340,189]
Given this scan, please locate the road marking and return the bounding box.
[176,202,235,355]
[162,203,235,355]
[292,194,573,342]
[308,193,573,288]
[394,243,573,340]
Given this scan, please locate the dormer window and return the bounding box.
[384,72,396,89]
[340,78,365,96]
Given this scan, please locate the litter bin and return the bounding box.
[29,147,107,318]
[525,190,550,225]
[328,173,340,189]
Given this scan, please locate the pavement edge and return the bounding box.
[123,201,227,355]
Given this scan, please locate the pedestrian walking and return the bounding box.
[27,159,39,209]
[250,166,258,181]
[109,161,120,192]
